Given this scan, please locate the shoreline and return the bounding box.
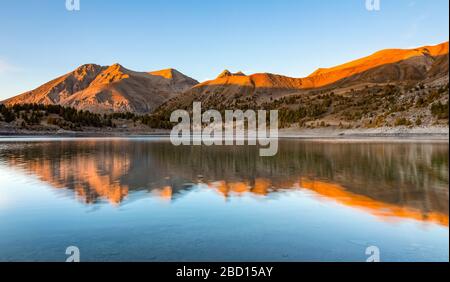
[277,126,449,140]
[0,126,448,141]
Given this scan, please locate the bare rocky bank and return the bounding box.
[279,126,449,139]
[1,124,448,140]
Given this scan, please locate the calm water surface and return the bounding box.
[0,138,448,261]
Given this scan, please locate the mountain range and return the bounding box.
[2,42,449,116]
[3,64,198,113]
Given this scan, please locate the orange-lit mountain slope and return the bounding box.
[304,41,449,88]
[192,42,448,95]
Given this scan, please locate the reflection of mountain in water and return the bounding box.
[0,139,448,225]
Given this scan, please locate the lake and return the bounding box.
[0,137,448,262]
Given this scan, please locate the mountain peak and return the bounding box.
[216,70,246,79]
[150,68,180,79]
[107,63,127,72]
[217,70,232,78]
[149,68,199,86]
[75,63,102,70]
[73,64,104,76]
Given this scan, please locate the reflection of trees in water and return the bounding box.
[147,141,449,208]
[0,140,448,216]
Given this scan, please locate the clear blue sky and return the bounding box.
[0,0,448,100]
